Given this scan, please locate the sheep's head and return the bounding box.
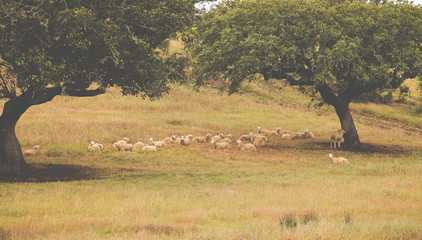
[249,132,254,136]
[89,140,95,145]
[236,140,242,144]
[113,142,119,148]
[210,140,216,144]
[123,137,130,143]
[328,153,333,158]
[149,138,154,142]
[34,145,40,150]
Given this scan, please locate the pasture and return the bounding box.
[1,81,422,239]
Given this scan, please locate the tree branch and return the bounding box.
[64,87,106,97]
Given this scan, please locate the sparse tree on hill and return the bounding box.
[0,0,204,172]
[185,0,422,149]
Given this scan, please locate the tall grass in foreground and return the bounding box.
[0,82,421,239]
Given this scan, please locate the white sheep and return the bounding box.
[88,141,103,152]
[210,133,224,143]
[219,137,232,144]
[253,137,266,147]
[281,133,294,140]
[192,133,213,143]
[150,138,166,148]
[236,140,256,152]
[238,132,254,142]
[180,134,193,146]
[142,145,157,153]
[331,129,346,149]
[131,142,146,152]
[123,137,130,143]
[162,135,176,144]
[328,153,349,164]
[210,139,231,151]
[23,145,40,157]
[113,141,133,152]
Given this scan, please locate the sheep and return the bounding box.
[253,137,266,147]
[331,129,346,149]
[192,133,212,143]
[219,137,232,144]
[88,141,103,152]
[210,133,225,143]
[281,133,294,140]
[257,126,270,135]
[238,132,254,142]
[293,129,315,140]
[23,145,40,157]
[163,135,176,144]
[113,141,133,152]
[123,137,130,143]
[142,145,157,153]
[131,142,146,152]
[150,138,166,148]
[210,139,231,151]
[180,134,193,146]
[276,127,283,135]
[265,130,279,138]
[251,133,267,142]
[236,140,256,152]
[328,153,349,164]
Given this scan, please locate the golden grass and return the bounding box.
[1,81,422,239]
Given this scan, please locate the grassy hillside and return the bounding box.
[0,76,421,239]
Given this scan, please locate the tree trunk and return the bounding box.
[333,104,361,150]
[0,100,30,172]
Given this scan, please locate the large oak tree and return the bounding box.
[0,0,202,172]
[185,0,422,149]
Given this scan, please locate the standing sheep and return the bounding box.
[132,142,146,152]
[331,129,346,149]
[238,132,253,142]
[23,145,40,157]
[113,141,133,152]
[328,154,349,164]
[162,135,176,144]
[253,137,266,147]
[236,140,256,152]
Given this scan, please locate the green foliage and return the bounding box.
[186,0,422,102]
[0,0,197,101]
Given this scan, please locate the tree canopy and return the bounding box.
[0,0,199,171]
[185,0,422,148]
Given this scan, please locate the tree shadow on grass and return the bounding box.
[0,163,104,183]
[267,140,408,156]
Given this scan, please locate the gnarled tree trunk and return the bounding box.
[0,100,30,172]
[333,104,361,150]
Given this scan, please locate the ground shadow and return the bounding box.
[267,140,408,155]
[0,163,104,183]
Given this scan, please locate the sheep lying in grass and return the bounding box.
[162,135,176,145]
[192,133,212,143]
[210,139,231,151]
[123,137,130,143]
[236,140,256,152]
[253,137,266,147]
[211,133,224,143]
[238,133,253,142]
[142,145,157,153]
[113,141,133,152]
[23,145,40,157]
[281,133,294,140]
[328,153,349,164]
[276,127,283,135]
[88,141,103,152]
[132,142,146,152]
[181,134,193,146]
[331,129,346,149]
[265,130,279,138]
[150,138,166,148]
[219,137,232,144]
[258,126,270,135]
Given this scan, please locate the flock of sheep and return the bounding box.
[84,126,349,164]
[23,127,348,164]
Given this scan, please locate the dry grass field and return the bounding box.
[0,78,422,239]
